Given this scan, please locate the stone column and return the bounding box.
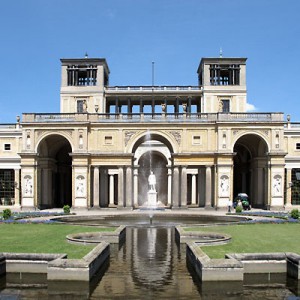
[175,97,179,114]
[115,97,119,113]
[14,169,20,207]
[197,168,203,206]
[133,168,139,207]
[118,167,124,207]
[205,166,212,208]
[180,166,187,207]
[191,174,196,205]
[187,96,192,113]
[139,98,143,113]
[42,168,52,208]
[93,166,100,208]
[109,174,115,207]
[172,167,180,208]
[127,98,132,114]
[286,168,292,206]
[167,167,172,207]
[256,167,265,207]
[126,167,133,208]
[100,168,108,207]
[151,98,155,114]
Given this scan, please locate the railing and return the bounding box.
[22,112,284,123]
[285,122,300,129]
[105,86,202,92]
[0,124,20,129]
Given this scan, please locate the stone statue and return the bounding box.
[76,176,85,196]
[274,176,281,195]
[83,100,87,113]
[220,176,229,196]
[24,176,33,196]
[148,171,156,192]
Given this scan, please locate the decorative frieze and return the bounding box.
[168,131,181,145]
[125,131,137,146]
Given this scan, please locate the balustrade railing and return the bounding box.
[22,112,284,123]
[0,124,20,129]
[105,86,202,92]
[285,122,300,129]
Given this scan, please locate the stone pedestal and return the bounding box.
[147,190,157,208]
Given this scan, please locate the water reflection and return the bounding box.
[91,227,200,299]
[0,226,299,299]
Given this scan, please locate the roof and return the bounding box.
[197,57,247,73]
[60,58,110,74]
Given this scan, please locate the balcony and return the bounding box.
[105,86,202,92]
[22,112,284,123]
[104,86,203,98]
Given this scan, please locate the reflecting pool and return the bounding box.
[0,226,299,299]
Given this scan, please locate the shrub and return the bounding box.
[235,206,243,213]
[2,209,12,220]
[290,209,299,219]
[63,205,71,214]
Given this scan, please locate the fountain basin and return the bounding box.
[54,213,249,227]
[66,225,126,244]
[175,226,232,245]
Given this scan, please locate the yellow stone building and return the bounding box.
[0,55,298,210]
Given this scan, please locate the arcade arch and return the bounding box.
[36,134,72,209]
[135,142,170,206]
[233,133,269,208]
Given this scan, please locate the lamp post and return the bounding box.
[152,61,155,86]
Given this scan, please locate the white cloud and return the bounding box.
[246,103,257,112]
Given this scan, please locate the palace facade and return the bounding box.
[1,55,300,210]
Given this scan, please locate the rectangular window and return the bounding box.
[193,136,201,145]
[292,168,300,204]
[77,99,87,113]
[77,100,83,113]
[4,144,11,151]
[296,143,300,150]
[105,136,113,145]
[221,99,230,113]
[0,169,14,204]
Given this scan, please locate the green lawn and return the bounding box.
[183,223,300,259]
[0,223,116,259]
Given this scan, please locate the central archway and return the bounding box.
[138,149,168,206]
[233,134,269,208]
[132,132,173,208]
[37,134,72,209]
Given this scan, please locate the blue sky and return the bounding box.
[0,0,299,123]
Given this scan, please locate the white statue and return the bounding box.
[274,176,281,195]
[24,176,33,196]
[220,176,229,196]
[76,176,85,197]
[148,171,156,192]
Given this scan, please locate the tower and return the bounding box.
[197,57,247,113]
[60,57,110,114]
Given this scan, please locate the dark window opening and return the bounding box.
[0,169,15,204]
[220,99,230,113]
[4,144,11,151]
[77,100,84,113]
[291,168,300,205]
[210,64,240,86]
[67,65,97,86]
[296,143,300,150]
